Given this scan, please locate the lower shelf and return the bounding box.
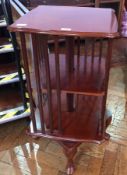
[29,92,111,143]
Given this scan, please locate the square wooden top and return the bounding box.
[9,5,119,38]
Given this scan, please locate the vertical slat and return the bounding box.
[31,34,45,134]
[77,37,80,57]
[91,38,95,72]
[76,37,80,112]
[97,39,103,74]
[66,36,74,73]
[42,35,53,133]
[66,36,75,112]
[20,32,37,132]
[91,39,95,62]
[84,39,88,71]
[54,36,62,132]
[99,39,103,63]
[99,39,113,136]
[77,37,80,67]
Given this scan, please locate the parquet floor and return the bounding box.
[1,40,127,175]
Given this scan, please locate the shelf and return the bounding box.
[0,84,23,110]
[0,105,30,124]
[0,62,17,75]
[31,93,110,142]
[0,83,29,124]
[0,45,23,86]
[0,37,14,54]
[31,54,105,96]
[0,2,28,125]
[0,65,26,85]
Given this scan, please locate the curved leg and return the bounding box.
[59,141,81,175]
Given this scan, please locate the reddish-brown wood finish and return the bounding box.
[9,6,118,174]
[9,6,119,37]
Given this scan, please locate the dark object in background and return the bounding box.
[19,0,30,6]
[121,11,127,37]
[125,0,127,10]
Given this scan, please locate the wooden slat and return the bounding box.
[54,36,62,132]
[41,35,53,133]
[31,34,45,133]
[20,32,37,132]
[66,37,75,112]
[99,39,103,64]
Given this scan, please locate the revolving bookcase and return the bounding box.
[9,6,119,174]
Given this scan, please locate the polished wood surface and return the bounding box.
[9,6,118,37]
[10,1,127,67]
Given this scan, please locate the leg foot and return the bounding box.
[104,132,110,140]
[67,163,75,175]
[59,141,81,175]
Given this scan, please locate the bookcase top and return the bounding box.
[9,5,119,38]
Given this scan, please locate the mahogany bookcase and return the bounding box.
[9,6,119,174]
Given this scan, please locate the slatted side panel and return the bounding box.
[41,35,54,133]
[21,32,113,139]
[83,38,112,136]
[82,38,105,74]
[31,34,45,133]
[20,33,37,132]
[80,38,110,136]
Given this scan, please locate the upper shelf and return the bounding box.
[9,5,119,38]
[30,93,111,142]
[31,54,106,96]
